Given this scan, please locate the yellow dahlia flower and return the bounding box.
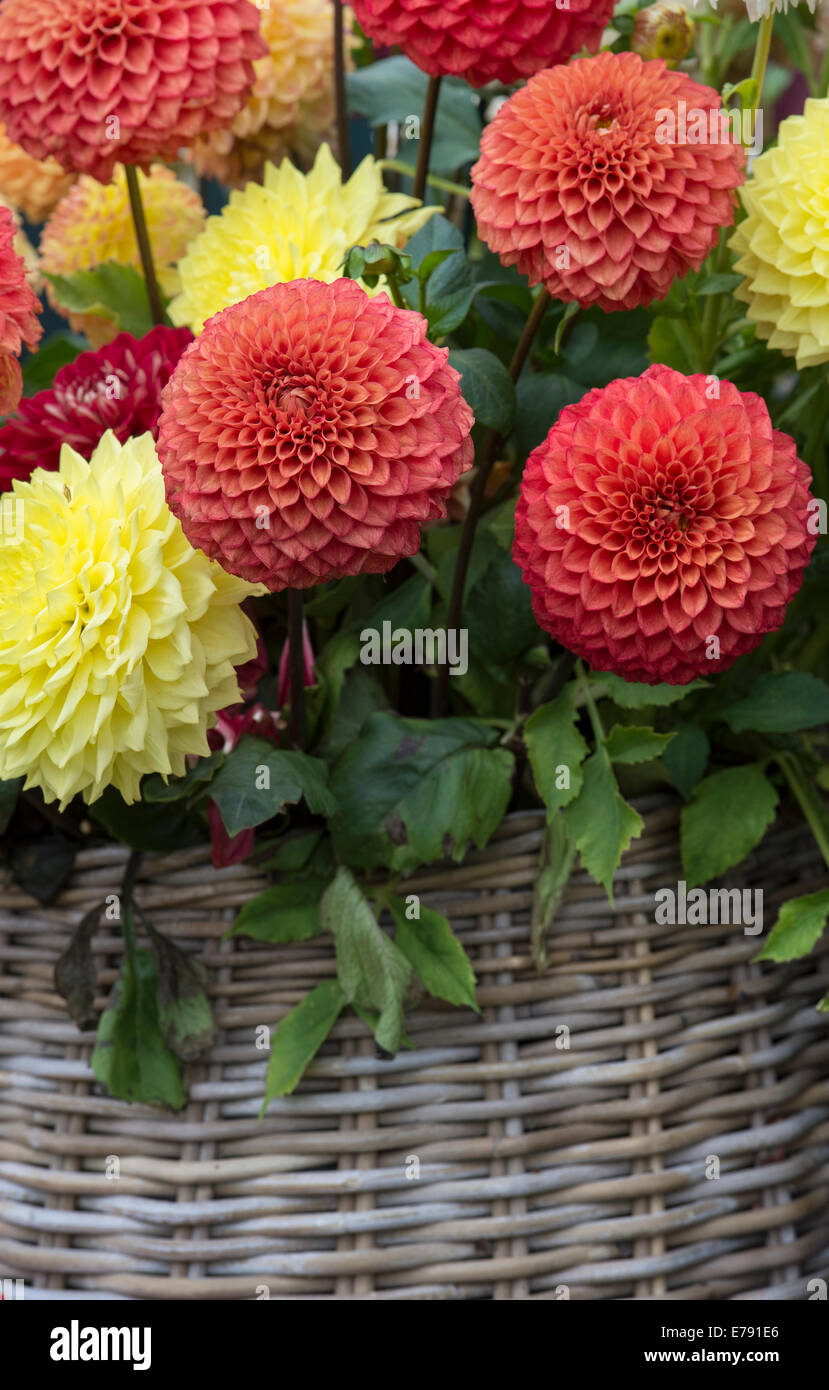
[169,143,437,334]
[0,122,74,224]
[0,431,263,809]
[189,0,357,188]
[40,165,205,348]
[730,98,829,370]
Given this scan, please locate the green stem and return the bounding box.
[381,159,470,200]
[776,752,829,872]
[748,13,774,116]
[287,590,307,750]
[412,76,442,203]
[576,661,605,744]
[125,165,166,327]
[384,275,407,310]
[333,0,351,179]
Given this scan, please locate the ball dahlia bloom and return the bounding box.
[0,202,41,413]
[0,325,192,488]
[170,144,435,334]
[189,0,357,189]
[730,99,829,371]
[0,431,264,808]
[350,0,615,87]
[157,277,474,590]
[0,123,74,224]
[471,51,746,313]
[0,0,266,185]
[40,164,205,348]
[513,365,815,685]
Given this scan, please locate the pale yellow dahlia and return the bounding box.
[169,143,437,334]
[40,165,206,348]
[0,431,263,809]
[189,0,357,188]
[0,123,74,225]
[730,98,829,370]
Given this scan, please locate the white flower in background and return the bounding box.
[688,0,816,21]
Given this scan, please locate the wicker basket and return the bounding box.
[1,793,828,1300]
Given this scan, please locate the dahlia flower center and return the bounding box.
[275,376,316,418]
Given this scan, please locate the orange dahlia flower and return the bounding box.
[471,51,746,313]
[0,203,41,412]
[0,0,267,185]
[0,124,74,224]
[350,0,614,87]
[157,278,474,590]
[513,365,815,685]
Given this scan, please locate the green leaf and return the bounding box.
[11,834,76,905]
[54,903,102,1032]
[91,932,184,1109]
[43,262,158,339]
[322,868,411,1053]
[681,765,779,888]
[90,787,204,853]
[648,315,700,374]
[329,713,514,872]
[209,737,337,837]
[448,347,516,432]
[0,776,22,834]
[141,751,225,803]
[346,58,481,175]
[513,372,584,459]
[256,828,325,874]
[663,723,710,800]
[694,273,743,296]
[262,980,345,1106]
[228,878,324,943]
[525,686,589,818]
[531,812,576,969]
[388,896,478,1011]
[719,672,829,734]
[603,725,676,765]
[21,332,85,396]
[596,672,708,708]
[563,747,644,904]
[145,921,216,1062]
[426,282,499,338]
[756,889,829,963]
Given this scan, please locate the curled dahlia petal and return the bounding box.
[188,0,358,188]
[0,123,75,224]
[170,144,436,335]
[513,365,816,685]
[0,203,41,412]
[0,431,265,808]
[0,0,267,185]
[0,325,192,489]
[40,165,205,347]
[350,0,615,86]
[730,98,829,371]
[157,277,475,590]
[471,51,746,314]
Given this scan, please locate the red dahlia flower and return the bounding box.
[350,0,614,87]
[0,0,267,184]
[471,51,746,313]
[0,203,41,413]
[0,325,192,488]
[513,365,816,685]
[156,278,474,590]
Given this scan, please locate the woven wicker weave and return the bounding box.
[1,793,828,1300]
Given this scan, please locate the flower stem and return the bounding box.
[748,13,774,116]
[381,158,470,200]
[775,752,829,872]
[413,76,442,203]
[334,0,351,179]
[287,590,307,750]
[576,660,605,744]
[435,290,551,716]
[125,165,166,328]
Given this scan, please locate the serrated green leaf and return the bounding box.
[531,811,576,969]
[663,723,710,800]
[596,672,708,709]
[262,980,345,1107]
[448,347,516,432]
[719,672,829,734]
[388,896,478,1010]
[756,889,829,963]
[603,725,676,764]
[525,686,589,817]
[145,922,216,1062]
[562,747,643,904]
[43,262,158,339]
[209,737,337,837]
[141,751,225,803]
[91,931,184,1110]
[322,867,411,1053]
[681,765,778,888]
[228,878,324,943]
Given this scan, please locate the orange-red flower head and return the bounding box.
[156,278,474,591]
[514,365,815,685]
[0,203,41,411]
[471,51,746,313]
[0,0,267,184]
[350,0,614,87]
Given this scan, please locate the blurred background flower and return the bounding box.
[0,124,74,225]
[0,202,41,411]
